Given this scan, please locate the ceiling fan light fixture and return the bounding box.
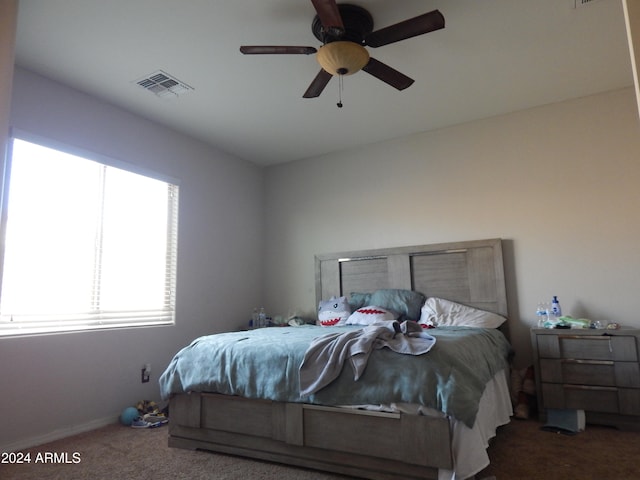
[316,41,369,76]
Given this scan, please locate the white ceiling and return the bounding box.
[14,0,634,166]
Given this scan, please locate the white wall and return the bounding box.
[0,68,264,451]
[264,87,640,369]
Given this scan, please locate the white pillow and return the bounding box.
[418,297,506,328]
[346,306,396,326]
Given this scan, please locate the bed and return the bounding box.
[161,238,513,480]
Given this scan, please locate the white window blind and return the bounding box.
[0,136,179,336]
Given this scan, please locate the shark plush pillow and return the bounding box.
[345,305,396,326]
[317,296,351,327]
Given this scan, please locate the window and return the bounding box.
[0,134,179,336]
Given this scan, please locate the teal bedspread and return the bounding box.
[159,325,511,427]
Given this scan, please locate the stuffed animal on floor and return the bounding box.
[510,365,536,419]
[317,296,351,326]
[135,399,160,415]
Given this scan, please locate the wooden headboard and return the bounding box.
[315,238,508,318]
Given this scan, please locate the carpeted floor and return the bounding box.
[1,417,639,479]
[0,422,350,480]
[476,418,640,480]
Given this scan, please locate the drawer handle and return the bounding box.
[561,359,614,366]
[558,335,610,340]
[563,384,618,392]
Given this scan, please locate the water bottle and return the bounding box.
[258,307,266,328]
[551,296,562,318]
[250,307,259,329]
[536,302,549,327]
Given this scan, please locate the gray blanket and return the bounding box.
[299,320,436,396]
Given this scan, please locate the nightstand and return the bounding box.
[531,327,640,430]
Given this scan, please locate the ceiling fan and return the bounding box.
[240,1,445,100]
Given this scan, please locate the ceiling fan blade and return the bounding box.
[362,58,414,91]
[310,0,344,29]
[303,69,333,98]
[365,10,444,48]
[240,46,317,55]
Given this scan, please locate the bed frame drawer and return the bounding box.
[299,405,452,469]
[169,393,453,478]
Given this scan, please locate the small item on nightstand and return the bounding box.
[551,296,562,318]
[288,316,305,326]
[258,307,267,328]
[557,316,590,329]
[250,307,259,329]
[536,302,549,327]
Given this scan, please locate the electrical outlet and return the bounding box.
[141,363,151,383]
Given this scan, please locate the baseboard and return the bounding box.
[0,414,118,453]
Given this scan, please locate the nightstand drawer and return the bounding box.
[540,358,640,388]
[537,334,638,362]
[542,383,640,415]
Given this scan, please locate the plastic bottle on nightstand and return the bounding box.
[250,308,259,329]
[258,307,267,328]
[536,303,548,327]
[551,296,562,318]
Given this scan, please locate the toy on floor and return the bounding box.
[511,365,536,420]
[135,399,160,415]
[119,406,140,426]
[121,400,169,428]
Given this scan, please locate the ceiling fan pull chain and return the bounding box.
[337,74,344,108]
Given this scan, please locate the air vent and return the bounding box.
[135,70,194,98]
[574,0,599,7]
